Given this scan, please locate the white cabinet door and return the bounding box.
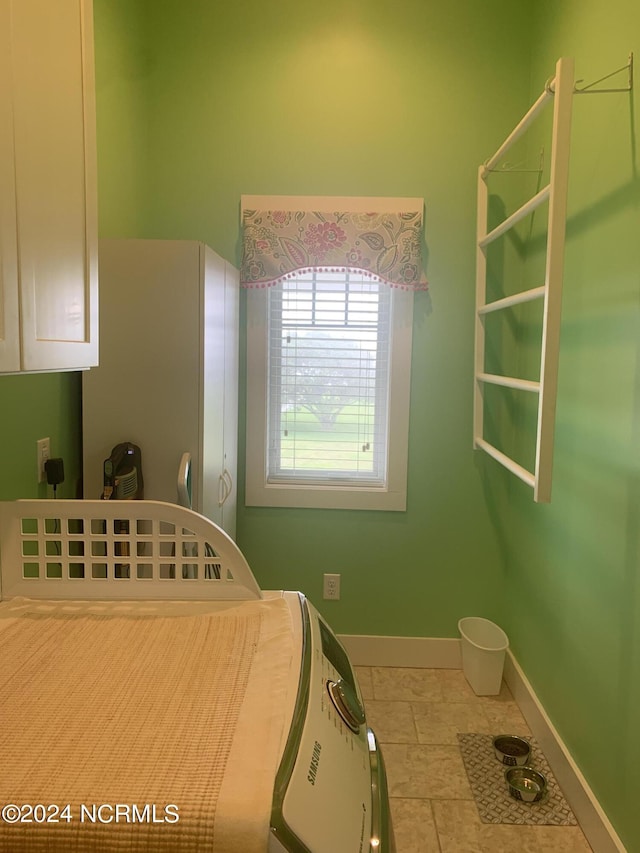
[0,0,20,372]
[201,252,239,539]
[201,246,226,529]
[1,0,97,373]
[221,261,239,536]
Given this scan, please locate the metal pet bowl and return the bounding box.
[492,734,531,766]
[505,765,548,803]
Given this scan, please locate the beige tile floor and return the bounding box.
[354,666,594,853]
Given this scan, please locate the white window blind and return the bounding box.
[266,270,391,486]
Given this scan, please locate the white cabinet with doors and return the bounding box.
[0,0,98,373]
[82,240,239,539]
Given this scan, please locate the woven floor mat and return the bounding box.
[457,733,577,826]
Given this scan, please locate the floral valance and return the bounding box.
[240,195,428,289]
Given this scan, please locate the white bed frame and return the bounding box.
[0,499,263,601]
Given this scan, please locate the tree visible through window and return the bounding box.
[268,271,390,482]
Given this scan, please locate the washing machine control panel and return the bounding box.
[319,618,366,731]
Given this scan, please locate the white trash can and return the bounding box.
[458,617,509,696]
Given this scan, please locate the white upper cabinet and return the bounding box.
[0,0,98,373]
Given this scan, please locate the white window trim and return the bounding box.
[245,284,414,511]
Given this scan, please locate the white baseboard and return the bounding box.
[338,633,461,668]
[503,652,626,853]
[339,633,625,853]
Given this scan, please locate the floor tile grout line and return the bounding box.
[427,797,444,853]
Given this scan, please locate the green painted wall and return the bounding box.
[0,372,82,501]
[93,0,151,238]
[486,1,640,848]
[97,0,532,639]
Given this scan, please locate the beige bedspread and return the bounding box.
[0,595,295,852]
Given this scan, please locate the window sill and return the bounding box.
[244,481,407,512]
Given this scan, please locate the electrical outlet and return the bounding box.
[323,573,341,600]
[37,437,51,483]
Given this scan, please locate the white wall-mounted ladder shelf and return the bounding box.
[474,56,575,503]
[474,53,633,502]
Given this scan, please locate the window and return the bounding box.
[272,270,389,484]
[246,270,414,510]
[242,195,425,511]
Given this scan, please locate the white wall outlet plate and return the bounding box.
[323,573,341,600]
